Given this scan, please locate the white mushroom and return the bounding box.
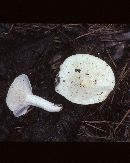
[55,54,115,105]
[6,74,62,117]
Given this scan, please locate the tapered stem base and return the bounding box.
[26,94,62,112]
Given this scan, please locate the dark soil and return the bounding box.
[0,24,129,142]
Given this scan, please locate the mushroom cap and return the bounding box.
[6,74,32,117]
[55,54,115,105]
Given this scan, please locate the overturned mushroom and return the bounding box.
[6,74,62,117]
[55,54,115,105]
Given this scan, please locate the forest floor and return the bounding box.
[0,24,129,142]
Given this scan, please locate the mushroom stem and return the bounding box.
[26,94,62,112]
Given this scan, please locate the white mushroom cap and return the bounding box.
[6,74,33,117]
[55,54,115,105]
[6,74,62,117]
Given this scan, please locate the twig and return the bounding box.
[63,24,81,28]
[118,63,128,81]
[77,131,109,140]
[72,28,102,41]
[44,24,61,34]
[114,108,130,133]
[121,68,130,81]
[115,62,129,88]
[83,120,123,125]
[83,120,109,123]
[72,27,123,41]
[84,123,107,133]
[8,24,14,33]
[87,135,110,140]
[107,53,117,68]
[107,126,115,140]
[110,90,115,103]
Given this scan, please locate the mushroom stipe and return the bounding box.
[6,74,62,117]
